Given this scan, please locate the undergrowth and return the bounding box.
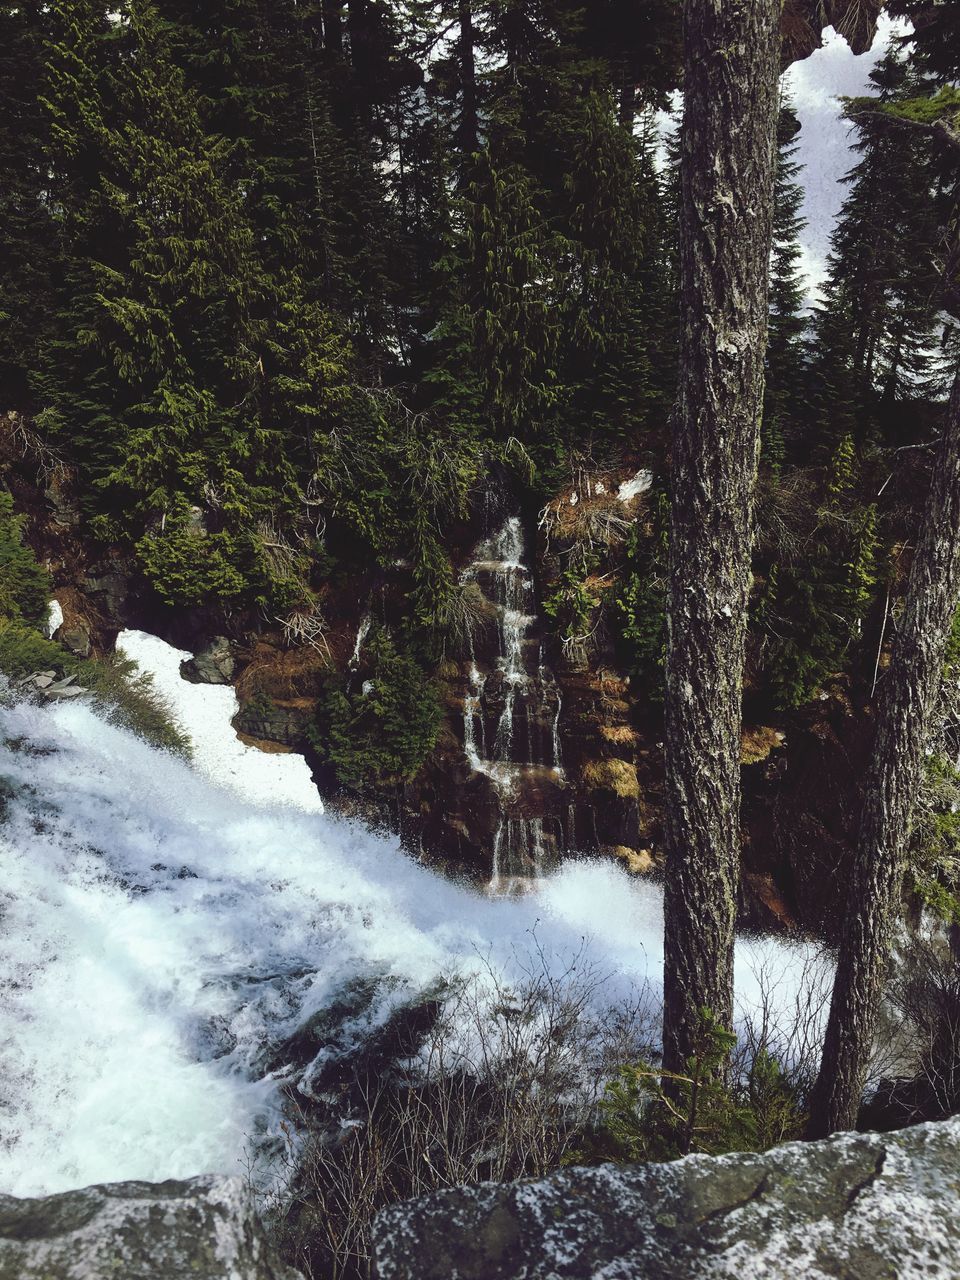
[257,947,831,1280]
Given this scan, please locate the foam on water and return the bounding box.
[0,633,826,1197]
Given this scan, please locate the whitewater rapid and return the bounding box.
[0,632,826,1197]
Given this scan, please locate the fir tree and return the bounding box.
[763,100,808,465]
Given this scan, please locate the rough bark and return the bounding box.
[807,370,960,1138]
[661,0,781,1078]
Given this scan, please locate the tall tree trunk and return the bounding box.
[322,0,343,57]
[661,0,781,1078]
[807,368,960,1138]
[618,59,635,130]
[457,0,478,158]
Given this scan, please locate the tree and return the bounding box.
[762,99,808,464]
[806,53,960,1140]
[661,0,782,1079]
[0,2,56,408]
[807,365,960,1136]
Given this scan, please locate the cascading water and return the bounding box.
[461,514,565,890]
[349,612,372,670]
[0,630,825,1199]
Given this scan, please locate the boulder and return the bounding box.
[373,1117,960,1280]
[58,623,92,659]
[181,636,235,685]
[0,1175,302,1280]
[233,698,314,746]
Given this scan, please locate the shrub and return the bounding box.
[0,618,189,754]
[589,1012,805,1164]
[0,488,51,625]
[311,628,442,791]
[259,949,656,1280]
[136,523,251,607]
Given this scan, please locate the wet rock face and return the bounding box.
[373,1117,960,1280]
[181,634,235,684]
[0,1175,302,1280]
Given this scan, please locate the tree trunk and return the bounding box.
[661,0,781,1078]
[807,368,960,1138]
[457,0,478,158]
[618,60,635,130]
[322,0,343,56]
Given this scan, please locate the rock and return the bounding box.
[181,636,235,685]
[20,671,56,689]
[0,1174,302,1280]
[17,671,88,700]
[234,698,314,747]
[59,624,91,658]
[81,564,131,627]
[43,685,88,700]
[373,1117,960,1280]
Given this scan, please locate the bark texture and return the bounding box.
[662,0,781,1077]
[807,370,960,1138]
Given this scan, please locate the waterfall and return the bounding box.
[0,630,827,1199]
[349,613,372,670]
[461,515,565,889]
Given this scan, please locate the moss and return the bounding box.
[581,758,640,799]
[741,725,785,765]
[606,845,654,875]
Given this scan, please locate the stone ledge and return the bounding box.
[0,1174,302,1280]
[373,1117,960,1279]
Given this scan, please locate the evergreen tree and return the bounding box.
[0,2,56,408]
[762,100,807,465]
[805,51,948,452]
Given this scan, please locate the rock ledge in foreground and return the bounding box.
[0,1174,302,1280]
[373,1117,960,1279]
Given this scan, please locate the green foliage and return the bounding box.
[543,560,601,646]
[137,522,251,607]
[311,628,442,792]
[0,491,52,626]
[0,617,188,754]
[614,491,668,699]
[761,438,880,708]
[588,1011,803,1164]
[909,742,960,925]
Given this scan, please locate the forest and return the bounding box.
[1,1,960,1278]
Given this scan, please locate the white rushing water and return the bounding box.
[0,632,827,1198]
[461,515,567,886]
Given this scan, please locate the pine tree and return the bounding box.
[662,0,782,1082]
[805,50,948,452]
[762,99,807,464]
